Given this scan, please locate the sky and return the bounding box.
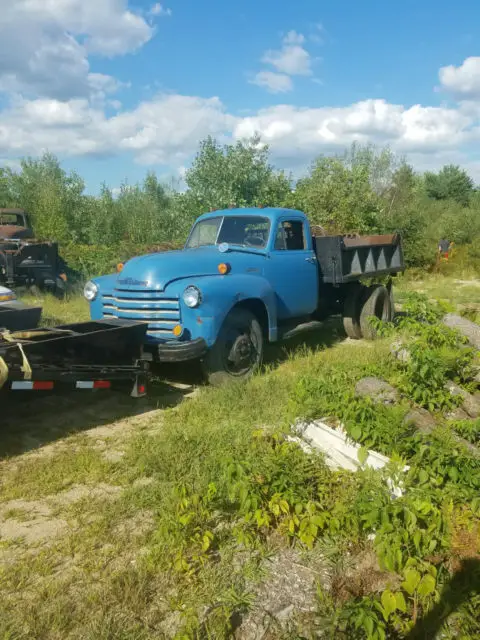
[2,0,480,192]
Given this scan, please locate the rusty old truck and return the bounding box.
[0,209,67,294]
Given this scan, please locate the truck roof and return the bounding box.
[196,207,305,223]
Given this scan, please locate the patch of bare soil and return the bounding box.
[237,548,325,640]
[113,510,155,539]
[52,482,123,506]
[454,279,480,287]
[0,379,196,461]
[0,483,123,550]
[331,548,401,604]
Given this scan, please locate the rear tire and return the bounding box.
[360,285,393,340]
[343,284,365,339]
[202,308,263,386]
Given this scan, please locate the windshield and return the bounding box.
[186,216,270,249]
[0,214,24,226]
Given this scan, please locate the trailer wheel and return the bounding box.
[360,285,393,339]
[202,308,263,386]
[343,284,365,339]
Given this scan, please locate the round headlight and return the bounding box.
[183,285,201,308]
[84,280,99,302]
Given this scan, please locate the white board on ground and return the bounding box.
[293,420,390,471]
[289,420,408,498]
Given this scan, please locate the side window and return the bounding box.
[274,220,305,251]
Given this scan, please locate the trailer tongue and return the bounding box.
[0,318,149,397]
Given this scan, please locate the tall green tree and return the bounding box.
[185,135,291,211]
[6,153,86,242]
[424,165,474,206]
[291,154,381,233]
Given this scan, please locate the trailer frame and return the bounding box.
[0,318,150,397]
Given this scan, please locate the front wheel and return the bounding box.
[202,308,264,386]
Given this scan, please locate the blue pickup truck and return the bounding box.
[84,207,404,384]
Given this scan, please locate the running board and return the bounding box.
[278,319,324,341]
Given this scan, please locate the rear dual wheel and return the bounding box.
[343,284,394,340]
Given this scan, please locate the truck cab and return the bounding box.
[85,207,403,384]
[85,208,320,383]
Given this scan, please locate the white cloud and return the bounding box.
[0,95,234,164]
[262,32,312,76]
[0,1,154,100]
[149,3,172,17]
[310,23,326,44]
[251,71,293,94]
[233,99,474,160]
[439,57,480,98]
[283,30,306,46]
[252,30,313,93]
[0,41,478,181]
[0,91,476,171]
[15,0,153,56]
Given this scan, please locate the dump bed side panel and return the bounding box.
[314,233,404,284]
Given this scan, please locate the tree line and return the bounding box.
[0,136,479,276]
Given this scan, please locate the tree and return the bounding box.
[424,165,474,206]
[344,142,401,197]
[291,154,382,233]
[6,153,86,242]
[185,135,291,211]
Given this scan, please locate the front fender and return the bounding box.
[89,273,117,320]
[168,274,278,346]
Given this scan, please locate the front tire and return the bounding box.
[202,308,263,386]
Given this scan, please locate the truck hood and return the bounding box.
[0,226,33,240]
[116,247,247,290]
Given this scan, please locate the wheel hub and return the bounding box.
[228,334,253,366]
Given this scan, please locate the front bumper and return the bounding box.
[149,337,207,363]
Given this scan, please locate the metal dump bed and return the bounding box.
[313,233,404,284]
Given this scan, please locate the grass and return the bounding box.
[20,291,90,326]
[2,271,479,639]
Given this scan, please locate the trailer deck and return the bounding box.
[0,318,149,397]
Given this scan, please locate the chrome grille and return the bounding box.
[101,290,181,340]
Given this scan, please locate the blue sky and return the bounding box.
[2,0,480,192]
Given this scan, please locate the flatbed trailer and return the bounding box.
[0,318,149,397]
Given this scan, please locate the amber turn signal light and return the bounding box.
[116,263,124,273]
[218,262,231,275]
[173,324,183,337]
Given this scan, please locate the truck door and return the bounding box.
[267,217,318,319]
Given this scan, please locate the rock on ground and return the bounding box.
[390,340,410,363]
[355,377,399,405]
[444,381,480,418]
[446,407,471,422]
[403,408,436,434]
[443,314,480,350]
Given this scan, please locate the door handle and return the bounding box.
[305,256,317,263]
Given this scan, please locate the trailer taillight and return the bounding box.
[11,381,54,390]
[93,380,111,389]
[33,381,54,390]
